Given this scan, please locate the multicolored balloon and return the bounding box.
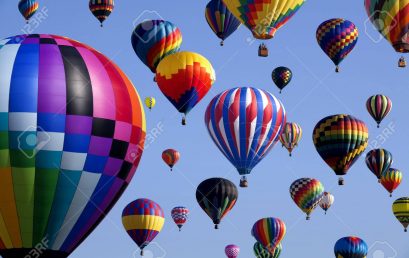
[171,206,189,231]
[290,178,324,220]
[319,192,335,214]
[205,0,241,46]
[279,122,302,156]
[380,168,402,197]
[145,97,156,110]
[156,51,215,125]
[272,67,293,93]
[18,0,38,23]
[334,236,368,258]
[205,87,286,187]
[316,19,358,72]
[254,242,282,258]
[366,149,393,182]
[89,0,114,27]
[132,20,182,74]
[162,149,180,171]
[364,0,409,66]
[313,114,369,185]
[196,178,238,229]
[225,244,240,258]
[0,34,146,258]
[366,95,392,128]
[252,217,286,254]
[392,197,409,232]
[122,199,165,256]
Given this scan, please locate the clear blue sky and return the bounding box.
[1,0,409,257]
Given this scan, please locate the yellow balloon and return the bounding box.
[392,197,409,232]
[144,97,156,110]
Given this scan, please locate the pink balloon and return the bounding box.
[225,244,240,258]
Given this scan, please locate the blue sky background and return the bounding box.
[1,0,409,257]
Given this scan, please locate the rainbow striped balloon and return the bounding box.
[205,0,241,46]
[316,18,358,72]
[279,122,302,156]
[132,20,182,74]
[313,114,369,185]
[334,236,368,258]
[366,94,392,128]
[251,217,286,254]
[18,0,39,22]
[381,168,402,197]
[290,178,324,220]
[223,0,305,40]
[122,199,165,256]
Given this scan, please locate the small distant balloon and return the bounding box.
[252,217,286,254]
[319,192,335,214]
[392,197,409,232]
[366,95,392,128]
[144,97,156,110]
[171,206,189,231]
[89,0,114,27]
[290,178,324,220]
[162,149,180,171]
[18,0,39,23]
[272,67,293,93]
[365,148,393,182]
[279,122,302,156]
[225,244,240,258]
[380,168,402,197]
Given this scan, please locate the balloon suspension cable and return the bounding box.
[338,177,344,186]
[182,116,186,126]
[335,66,340,73]
[220,40,224,46]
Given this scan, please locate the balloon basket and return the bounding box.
[399,57,406,68]
[239,177,248,188]
[258,43,268,57]
[335,66,340,73]
[214,224,219,229]
[220,41,224,46]
[338,177,344,186]
[182,117,186,126]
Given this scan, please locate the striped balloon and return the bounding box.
[225,244,240,258]
[316,19,358,72]
[132,20,182,74]
[272,66,293,93]
[381,168,402,197]
[205,0,241,46]
[223,0,305,40]
[171,206,189,231]
[319,192,335,214]
[365,0,409,54]
[205,87,286,187]
[254,242,282,258]
[156,51,215,125]
[334,236,368,258]
[144,97,156,110]
[195,178,238,229]
[89,0,114,27]
[290,178,324,220]
[0,34,146,258]
[122,199,165,255]
[279,122,302,156]
[252,217,286,254]
[366,95,392,128]
[162,149,180,171]
[313,114,369,185]
[18,0,39,23]
[366,149,393,181]
[392,197,409,232]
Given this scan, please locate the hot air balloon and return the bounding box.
[319,192,335,214]
[205,87,286,187]
[205,0,241,46]
[252,217,286,254]
[131,20,182,76]
[290,178,324,220]
[380,168,402,197]
[89,0,114,27]
[225,244,240,258]
[254,242,282,258]
[366,95,392,128]
[162,149,180,171]
[18,0,38,23]
[364,0,409,67]
[313,114,369,185]
[279,122,302,156]
[156,51,215,125]
[272,67,293,93]
[223,0,305,56]
[365,149,393,182]
[316,19,358,72]
[334,237,368,258]
[0,34,146,258]
[196,178,238,229]
[122,199,165,256]
[145,97,156,111]
[392,197,409,232]
[171,206,189,231]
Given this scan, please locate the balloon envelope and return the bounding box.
[334,236,368,258]
[319,192,335,213]
[252,217,286,254]
[162,149,180,170]
[89,0,114,26]
[366,95,392,127]
[272,67,293,92]
[279,122,302,156]
[365,148,393,180]
[225,244,240,258]
[171,206,189,231]
[392,197,409,232]
[0,34,146,258]
[254,242,282,258]
[381,168,402,197]
[18,0,39,22]
[290,178,324,219]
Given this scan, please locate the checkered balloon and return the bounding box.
[225,244,240,258]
